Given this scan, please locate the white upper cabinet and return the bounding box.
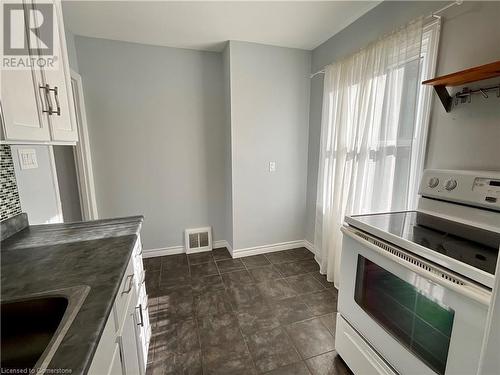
[0,3,50,142]
[0,0,78,143]
[0,59,51,141]
[43,0,78,142]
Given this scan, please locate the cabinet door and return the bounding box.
[134,288,151,374]
[131,238,149,374]
[0,3,50,142]
[121,288,142,375]
[108,343,125,375]
[39,0,78,142]
[88,312,124,375]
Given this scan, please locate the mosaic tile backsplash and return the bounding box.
[1,145,22,221]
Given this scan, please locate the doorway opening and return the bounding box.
[53,145,82,222]
[51,69,98,223]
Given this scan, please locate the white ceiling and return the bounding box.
[62,1,380,52]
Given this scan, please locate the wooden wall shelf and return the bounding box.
[422,60,500,112]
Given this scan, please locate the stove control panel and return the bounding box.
[419,169,500,211]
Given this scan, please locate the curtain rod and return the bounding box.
[426,0,462,20]
[309,0,462,79]
[310,70,325,79]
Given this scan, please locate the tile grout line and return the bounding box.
[192,310,204,374]
[146,249,337,374]
[235,312,260,374]
[191,251,220,374]
[283,316,337,363]
[280,323,307,368]
[315,311,337,334]
[241,306,334,345]
[303,348,338,365]
[216,266,260,374]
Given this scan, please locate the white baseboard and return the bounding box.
[232,240,307,258]
[304,239,322,263]
[186,246,212,255]
[303,240,316,254]
[213,240,230,250]
[143,239,315,259]
[213,240,234,256]
[142,245,184,258]
[143,239,232,258]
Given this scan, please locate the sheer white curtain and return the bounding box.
[314,18,429,287]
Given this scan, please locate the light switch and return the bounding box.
[269,161,276,172]
[18,148,38,170]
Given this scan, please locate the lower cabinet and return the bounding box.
[134,287,151,368]
[108,343,124,375]
[87,303,119,375]
[88,237,150,375]
[119,286,141,375]
[131,237,151,370]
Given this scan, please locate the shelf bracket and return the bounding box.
[434,85,452,112]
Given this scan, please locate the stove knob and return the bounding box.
[428,177,439,188]
[445,179,458,191]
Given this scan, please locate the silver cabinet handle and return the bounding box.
[122,274,134,295]
[52,86,61,116]
[39,84,53,114]
[39,84,61,116]
[136,304,144,327]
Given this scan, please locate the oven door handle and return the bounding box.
[341,226,490,306]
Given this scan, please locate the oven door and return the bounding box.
[338,226,490,375]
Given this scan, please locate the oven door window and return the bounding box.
[354,255,455,375]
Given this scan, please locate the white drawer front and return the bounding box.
[88,313,117,375]
[336,314,397,375]
[135,288,151,372]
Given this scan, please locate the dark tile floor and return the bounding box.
[144,247,352,375]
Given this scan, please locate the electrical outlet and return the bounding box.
[18,148,38,170]
[269,161,276,172]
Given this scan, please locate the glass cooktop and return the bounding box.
[348,211,499,275]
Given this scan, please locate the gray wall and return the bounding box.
[305,1,500,243]
[304,77,323,243]
[11,145,61,225]
[74,36,227,250]
[311,1,446,72]
[228,41,311,249]
[424,2,500,170]
[65,29,79,72]
[53,145,82,222]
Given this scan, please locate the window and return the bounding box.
[315,18,441,285]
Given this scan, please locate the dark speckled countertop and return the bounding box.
[1,215,144,374]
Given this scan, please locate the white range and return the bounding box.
[336,169,500,375]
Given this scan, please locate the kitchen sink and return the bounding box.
[1,285,90,373]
